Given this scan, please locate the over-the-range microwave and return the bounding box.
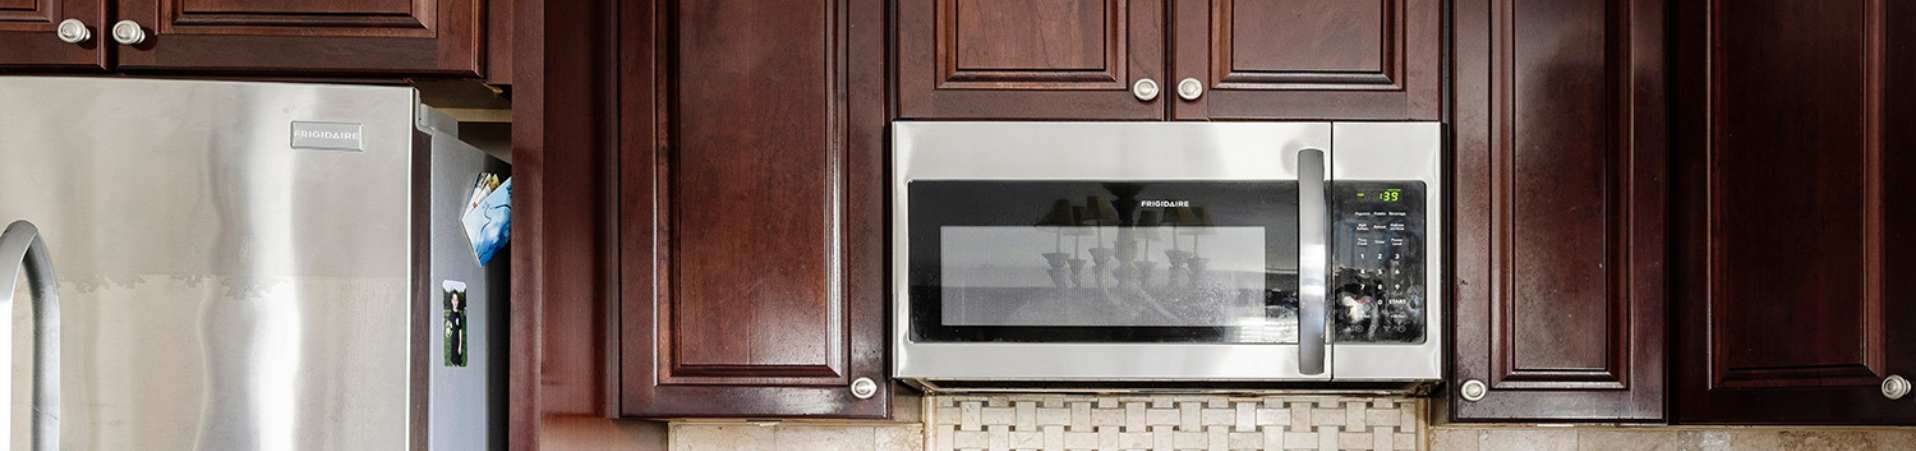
[893,122,1442,392]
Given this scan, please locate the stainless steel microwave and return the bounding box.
[892,122,1442,390]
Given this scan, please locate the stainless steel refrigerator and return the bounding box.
[0,77,508,450]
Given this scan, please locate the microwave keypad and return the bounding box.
[1331,181,1427,344]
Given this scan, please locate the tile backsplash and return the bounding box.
[925,394,1423,451]
[667,395,1916,451]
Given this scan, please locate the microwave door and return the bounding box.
[891,122,1336,382]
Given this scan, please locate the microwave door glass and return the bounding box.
[908,181,1301,344]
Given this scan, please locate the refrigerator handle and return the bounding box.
[1,221,60,451]
[1297,148,1329,376]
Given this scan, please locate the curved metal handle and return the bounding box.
[111,20,145,45]
[1297,148,1328,375]
[1,220,61,451]
[56,19,91,44]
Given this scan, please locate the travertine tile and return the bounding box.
[1772,429,1885,451]
[876,425,924,451]
[774,426,875,451]
[1478,429,1575,451]
[1430,428,1479,451]
[671,424,776,451]
[1576,430,1683,451]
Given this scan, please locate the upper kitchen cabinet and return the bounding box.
[0,0,486,76]
[1449,0,1666,422]
[617,0,889,418]
[1673,0,1916,424]
[897,0,1166,120]
[1168,0,1439,120]
[0,0,107,70]
[113,0,483,75]
[896,0,1438,121]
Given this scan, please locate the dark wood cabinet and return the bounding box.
[116,0,482,75]
[0,0,107,70]
[616,0,889,418]
[897,0,1165,120]
[898,0,1437,120]
[1672,0,1916,424]
[1450,0,1666,422]
[1,0,486,76]
[1169,0,1439,120]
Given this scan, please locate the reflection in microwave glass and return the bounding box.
[939,225,1288,332]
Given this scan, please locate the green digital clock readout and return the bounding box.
[1356,189,1403,202]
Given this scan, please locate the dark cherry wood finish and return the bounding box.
[618,0,888,418]
[509,0,634,446]
[115,0,483,75]
[487,0,512,85]
[1169,0,1440,120]
[0,0,105,70]
[898,0,1166,120]
[1450,0,1666,422]
[1673,0,1916,424]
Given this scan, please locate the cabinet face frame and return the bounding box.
[616,0,889,419]
[1448,0,1667,422]
[1672,0,1916,425]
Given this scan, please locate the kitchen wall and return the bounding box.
[661,395,1916,451]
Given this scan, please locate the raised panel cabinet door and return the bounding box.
[898,0,1166,119]
[1169,0,1439,120]
[0,0,105,70]
[617,0,888,418]
[1674,0,1916,424]
[114,0,482,75]
[1450,0,1666,422]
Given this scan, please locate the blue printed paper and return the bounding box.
[462,178,511,265]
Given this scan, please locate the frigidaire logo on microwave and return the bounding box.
[1139,200,1191,208]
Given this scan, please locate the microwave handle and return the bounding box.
[1,220,61,451]
[1297,148,1328,376]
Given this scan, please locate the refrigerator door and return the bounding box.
[0,77,419,450]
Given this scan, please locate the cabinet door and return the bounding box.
[898,0,1165,120]
[1450,0,1666,422]
[1673,0,1916,424]
[1169,0,1439,120]
[617,0,888,418]
[0,0,104,70]
[115,0,481,76]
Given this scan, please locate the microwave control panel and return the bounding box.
[1331,181,1427,344]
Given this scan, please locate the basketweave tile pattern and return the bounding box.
[925,395,1422,451]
